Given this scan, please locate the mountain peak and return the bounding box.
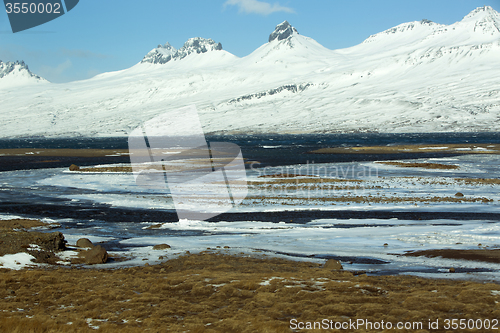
[269,21,298,42]
[0,60,43,80]
[362,19,441,44]
[157,42,176,52]
[460,6,500,35]
[141,38,223,65]
[178,37,223,58]
[464,6,499,20]
[141,43,177,64]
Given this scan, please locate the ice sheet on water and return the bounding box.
[1,155,499,278]
[111,217,500,280]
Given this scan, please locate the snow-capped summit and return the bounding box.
[459,5,500,35]
[141,42,177,64]
[141,38,223,65]
[268,21,298,42]
[175,37,223,58]
[0,60,41,79]
[359,5,500,55]
[0,60,46,88]
[464,5,499,20]
[245,20,334,68]
[362,19,443,46]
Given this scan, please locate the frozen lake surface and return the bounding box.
[1,152,499,281]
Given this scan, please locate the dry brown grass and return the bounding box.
[455,178,500,185]
[0,149,129,157]
[247,178,367,193]
[245,194,493,205]
[405,249,500,263]
[78,166,134,173]
[258,174,319,178]
[0,219,47,230]
[0,252,499,332]
[377,162,459,170]
[311,144,500,155]
[252,177,363,184]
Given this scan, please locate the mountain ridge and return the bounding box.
[0,6,499,137]
[141,38,223,65]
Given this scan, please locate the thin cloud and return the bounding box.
[60,48,110,59]
[224,0,294,15]
[38,59,72,82]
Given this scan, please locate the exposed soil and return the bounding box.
[0,219,65,264]
[0,219,48,231]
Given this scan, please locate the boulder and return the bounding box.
[76,238,93,248]
[84,245,108,264]
[324,259,343,270]
[153,244,171,250]
[69,164,80,171]
[44,232,66,251]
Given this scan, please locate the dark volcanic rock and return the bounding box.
[269,20,298,42]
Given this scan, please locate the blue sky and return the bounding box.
[0,0,499,83]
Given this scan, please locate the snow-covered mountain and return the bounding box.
[0,6,499,137]
[0,60,47,88]
[141,38,224,64]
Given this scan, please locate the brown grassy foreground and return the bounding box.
[1,220,500,332]
[1,252,500,333]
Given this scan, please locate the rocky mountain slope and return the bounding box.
[0,6,499,137]
[0,60,47,88]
